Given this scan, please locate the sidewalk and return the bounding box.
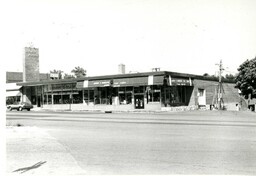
[6,126,86,176]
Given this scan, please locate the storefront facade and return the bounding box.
[16,71,239,111]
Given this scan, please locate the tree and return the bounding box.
[225,74,235,80]
[235,57,256,99]
[64,73,75,79]
[71,66,87,78]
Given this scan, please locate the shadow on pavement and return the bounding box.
[13,161,47,174]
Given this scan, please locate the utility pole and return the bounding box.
[216,60,225,109]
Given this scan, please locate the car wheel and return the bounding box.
[27,109,30,111]
[10,108,12,111]
[18,107,23,111]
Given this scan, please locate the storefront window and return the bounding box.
[94,88,100,104]
[89,89,94,103]
[161,86,191,107]
[119,87,125,104]
[73,91,83,104]
[99,87,110,105]
[126,87,133,104]
[48,95,52,104]
[43,95,47,104]
[147,85,161,103]
[118,87,133,105]
[134,86,144,94]
[6,96,21,105]
[62,95,70,104]
[84,89,89,104]
[53,95,62,104]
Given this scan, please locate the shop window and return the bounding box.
[53,95,62,104]
[134,86,144,94]
[126,87,133,104]
[119,87,126,104]
[198,89,204,97]
[48,95,52,104]
[148,85,161,102]
[100,87,110,105]
[62,95,70,104]
[94,88,100,104]
[6,96,20,105]
[84,89,89,104]
[31,96,36,105]
[73,91,83,104]
[43,95,47,104]
[118,87,133,105]
[111,87,119,105]
[89,89,94,103]
[162,86,187,107]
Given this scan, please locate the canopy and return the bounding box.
[6,83,22,91]
[6,91,22,97]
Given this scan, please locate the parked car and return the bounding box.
[7,102,33,111]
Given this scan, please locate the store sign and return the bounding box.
[113,80,127,87]
[88,80,111,87]
[50,73,59,78]
[113,77,148,87]
[76,80,89,88]
[51,83,76,91]
[169,76,192,86]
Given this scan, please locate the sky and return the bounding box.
[2,0,256,77]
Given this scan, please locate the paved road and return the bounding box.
[6,110,256,174]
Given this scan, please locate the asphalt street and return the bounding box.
[6,110,256,175]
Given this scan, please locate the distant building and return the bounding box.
[118,64,125,74]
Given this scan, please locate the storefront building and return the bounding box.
[16,71,240,111]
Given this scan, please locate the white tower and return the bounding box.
[118,64,125,74]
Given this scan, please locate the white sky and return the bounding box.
[2,0,256,76]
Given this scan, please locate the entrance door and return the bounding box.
[198,89,206,106]
[134,95,144,109]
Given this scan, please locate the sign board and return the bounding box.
[88,80,111,87]
[169,76,192,86]
[50,73,59,78]
[76,80,89,88]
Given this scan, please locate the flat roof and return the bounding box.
[16,70,234,86]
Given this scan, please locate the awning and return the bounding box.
[6,83,22,91]
[6,91,22,97]
[76,80,111,88]
[113,77,147,87]
[76,76,165,88]
[113,76,164,87]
